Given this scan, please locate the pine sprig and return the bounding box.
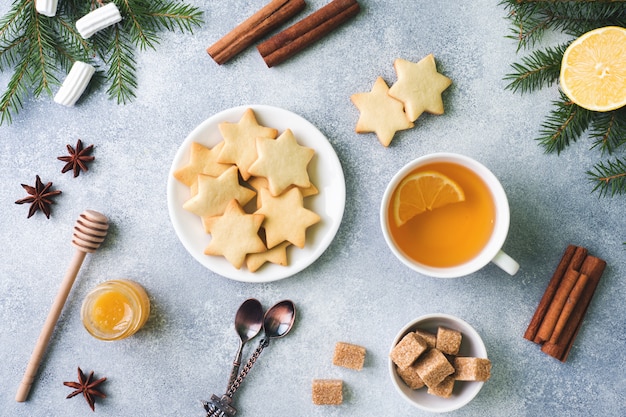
[589,108,626,154]
[501,0,626,50]
[502,1,626,198]
[538,92,593,154]
[588,158,626,197]
[0,0,203,124]
[147,2,204,33]
[29,8,59,97]
[504,44,567,93]
[115,0,161,51]
[0,45,30,124]
[104,24,137,104]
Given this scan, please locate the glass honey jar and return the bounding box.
[81,279,150,341]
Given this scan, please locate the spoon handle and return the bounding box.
[226,338,270,398]
[225,342,244,391]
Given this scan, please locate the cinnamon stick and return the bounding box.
[541,255,606,362]
[257,0,360,67]
[527,245,587,343]
[534,268,581,343]
[523,245,576,341]
[207,0,306,65]
[547,273,589,345]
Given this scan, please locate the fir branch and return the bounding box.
[504,44,566,93]
[0,0,31,41]
[537,91,593,154]
[28,8,59,97]
[0,1,32,70]
[589,108,626,154]
[501,0,626,49]
[147,1,203,33]
[0,35,28,70]
[115,0,161,50]
[0,42,32,125]
[534,2,626,39]
[588,157,626,197]
[104,24,137,104]
[54,17,95,62]
[501,1,558,50]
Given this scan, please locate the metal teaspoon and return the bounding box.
[203,300,296,417]
[225,298,263,391]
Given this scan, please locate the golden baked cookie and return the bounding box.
[255,187,320,249]
[182,166,255,218]
[173,141,230,187]
[248,129,315,196]
[203,199,266,269]
[388,55,452,122]
[351,76,414,146]
[217,108,278,180]
[246,241,290,272]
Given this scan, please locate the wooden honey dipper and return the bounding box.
[16,210,109,402]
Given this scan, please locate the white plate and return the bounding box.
[167,105,346,282]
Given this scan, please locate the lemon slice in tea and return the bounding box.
[393,170,465,227]
[560,26,626,112]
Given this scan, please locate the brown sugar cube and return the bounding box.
[390,333,428,369]
[453,357,492,381]
[333,342,366,371]
[436,326,462,355]
[312,379,343,405]
[427,375,455,398]
[396,364,425,389]
[414,348,455,387]
[414,329,437,348]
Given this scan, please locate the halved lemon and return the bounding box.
[560,26,626,112]
[393,170,465,227]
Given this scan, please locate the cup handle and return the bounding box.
[492,250,519,275]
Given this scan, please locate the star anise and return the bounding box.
[15,175,62,219]
[64,367,107,412]
[58,139,95,177]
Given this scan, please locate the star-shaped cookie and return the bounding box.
[255,187,320,249]
[248,129,314,196]
[203,200,266,269]
[173,141,230,187]
[217,108,278,180]
[388,55,452,122]
[246,241,290,272]
[182,166,255,218]
[351,76,414,146]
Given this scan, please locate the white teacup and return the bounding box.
[380,153,519,278]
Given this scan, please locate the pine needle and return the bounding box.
[504,44,566,93]
[588,158,626,197]
[589,108,626,155]
[537,92,593,154]
[105,25,137,105]
[147,2,203,33]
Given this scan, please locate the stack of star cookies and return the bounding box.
[173,108,320,271]
[351,54,452,146]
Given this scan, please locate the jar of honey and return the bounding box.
[81,279,150,341]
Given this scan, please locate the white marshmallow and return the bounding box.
[35,0,58,17]
[75,3,122,39]
[54,61,96,107]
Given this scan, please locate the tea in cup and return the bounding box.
[380,153,519,278]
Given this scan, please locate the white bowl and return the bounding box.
[388,314,488,413]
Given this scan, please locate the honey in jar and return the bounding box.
[81,279,150,341]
